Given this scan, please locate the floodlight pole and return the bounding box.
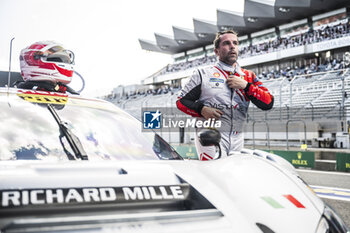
[7,37,15,90]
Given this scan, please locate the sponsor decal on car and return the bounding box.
[17,90,68,105]
[0,185,189,208]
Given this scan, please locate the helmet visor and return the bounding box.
[42,46,75,64]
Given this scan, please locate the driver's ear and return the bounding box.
[214,48,219,56]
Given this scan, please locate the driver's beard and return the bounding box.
[221,56,237,66]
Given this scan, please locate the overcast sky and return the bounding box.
[0,0,244,96]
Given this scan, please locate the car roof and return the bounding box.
[0,87,126,114]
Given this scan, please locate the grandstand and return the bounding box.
[106,0,350,155]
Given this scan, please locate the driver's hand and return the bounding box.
[227,75,248,89]
[201,106,223,120]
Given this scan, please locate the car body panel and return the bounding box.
[0,158,322,233]
[168,157,322,233]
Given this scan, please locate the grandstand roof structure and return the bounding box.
[139,0,350,55]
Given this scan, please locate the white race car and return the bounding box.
[0,88,348,233]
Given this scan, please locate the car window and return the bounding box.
[0,93,182,161]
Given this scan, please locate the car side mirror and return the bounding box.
[197,128,222,159]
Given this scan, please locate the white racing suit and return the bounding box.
[176,61,274,160]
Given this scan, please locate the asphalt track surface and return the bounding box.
[297,169,350,228]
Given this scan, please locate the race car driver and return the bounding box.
[176,30,274,160]
[17,41,79,94]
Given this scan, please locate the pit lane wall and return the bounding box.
[171,144,350,172]
[267,150,315,168]
[336,153,350,172]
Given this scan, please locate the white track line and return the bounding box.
[310,185,350,202]
[297,169,350,176]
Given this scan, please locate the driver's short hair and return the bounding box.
[214,30,238,49]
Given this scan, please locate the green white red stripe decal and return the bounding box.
[261,194,305,209]
[283,194,305,208]
[261,196,284,209]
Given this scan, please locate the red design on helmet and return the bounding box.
[19,41,75,84]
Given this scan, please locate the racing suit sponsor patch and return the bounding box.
[209,78,224,83]
[213,72,220,78]
[209,77,225,88]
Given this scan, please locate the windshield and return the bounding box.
[0,91,182,161]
